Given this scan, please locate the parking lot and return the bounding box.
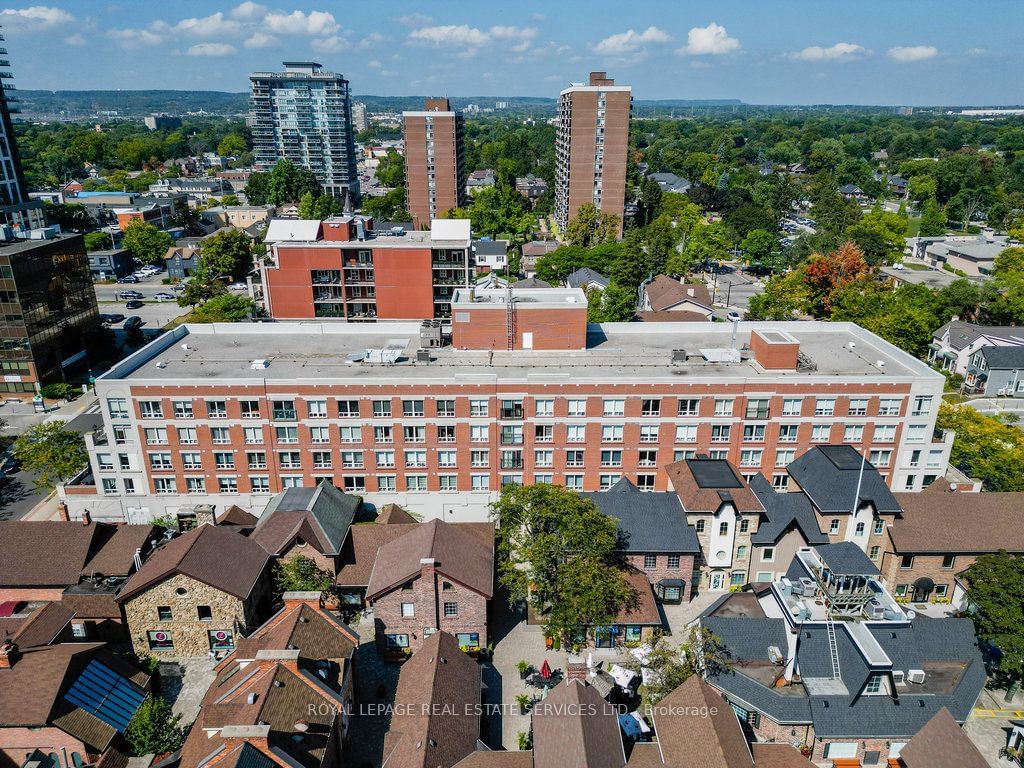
[96,270,189,331]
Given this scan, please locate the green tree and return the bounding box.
[83,231,113,252]
[216,134,247,156]
[740,229,778,270]
[747,271,810,320]
[362,187,409,221]
[564,203,620,247]
[121,220,173,266]
[124,696,184,756]
[846,206,907,265]
[196,228,254,281]
[244,160,321,206]
[177,278,226,309]
[918,197,947,237]
[375,150,406,188]
[298,191,343,220]
[273,554,334,593]
[962,553,1024,687]
[44,203,93,232]
[12,422,89,489]
[588,282,637,322]
[624,628,731,709]
[220,193,241,206]
[937,403,1024,491]
[491,483,636,640]
[188,293,254,323]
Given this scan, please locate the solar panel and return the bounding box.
[687,459,743,489]
[63,658,147,733]
[820,445,864,470]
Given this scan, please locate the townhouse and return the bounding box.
[59,305,950,522]
[928,319,1024,379]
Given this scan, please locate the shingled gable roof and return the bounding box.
[581,478,699,554]
[382,632,481,768]
[251,481,359,557]
[377,504,419,525]
[934,320,1024,351]
[532,679,624,768]
[897,707,988,768]
[786,445,901,515]
[366,519,494,602]
[644,275,713,313]
[665,457,764,515]
[749,744,815,768]
[117,524,269,603]
[890,478,1024,554]
[232,598,358,664]
[644,675,753,768]
[748,474,828,546]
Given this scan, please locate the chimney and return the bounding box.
[255,649,300,675]
[566,655,588,680]
[750,328,800,370]
[0,641,18,669]
[420,557,438,581]
[219,725,271,753]
[81,510,91,526]
[281,591,324,612]
[194,504,215,527]
[57,501,70,522]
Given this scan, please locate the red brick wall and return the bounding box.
[452,305,587,350]
[371,565,488,651]
[0,587,65,602]
[880,549,969,599]
[0,727,90,768]
[750,331,799,370]
[372,248,435,319]
[624,553,696,600]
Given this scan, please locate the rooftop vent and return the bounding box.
[251,359,269,369]
[671,349,688,363]
[155,361,167,369]
[247,692,258,704]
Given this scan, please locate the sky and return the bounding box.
[2,0,1023,105]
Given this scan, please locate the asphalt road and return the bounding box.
[704,269,764,314]
[0,468,46,520]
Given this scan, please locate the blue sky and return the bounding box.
[2,0,1023,105]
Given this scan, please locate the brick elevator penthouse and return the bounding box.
[65,299,952,522]
[403,98,466,231]
[555,72,631,236]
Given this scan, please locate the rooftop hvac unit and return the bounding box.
[420,319,442,348]
[798,577,816,597]
[778,577,793,596]
[865,599,885,620]
[416,349,431,363]
[907,669,926,684]
[671,349,688,363]
[789,600,810,622]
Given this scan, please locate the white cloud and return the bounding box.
[678,22,740,56]
[244,31,276,48]
[64,32,85,46]
[311,34,347,53]
[532,13,546,21]
[966,47,987,56]
[792,42,866,61]
[393,13,432,27]
[0,5,74,30]
[108,27,163,49]
[357,32,384,49]
[409,24,536,55]
[593,26,669,56]
[888,45,938,62]
[186,42,236,56]
[173,12,242,38]
[230,1,266,20]
[264,9,337,36]
[367,59,382,69]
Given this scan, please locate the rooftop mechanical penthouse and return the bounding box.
[61,292,951,523]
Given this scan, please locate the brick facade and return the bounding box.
[121,573,269,657]
[879,550,967,602]
[452,303,588,351]
[623,553,696,600]
[372,562,488,652]
[0,726,90,768]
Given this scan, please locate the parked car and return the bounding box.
[117,290,143,300]
[228,282,247,292]
[726,311,743,322]
[123,316,143,330]
[99,313,126,324]
[118,275,139,283]
[125,300,144,309]
[152,292,176,301]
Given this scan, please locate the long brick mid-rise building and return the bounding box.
[61,290,951,523]
[403,98,466,231]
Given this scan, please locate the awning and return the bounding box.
[913,576,935,591]
[657,578,687,588]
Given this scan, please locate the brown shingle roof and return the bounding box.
[0,522,114,587]
[665,458,764,515]
[117,525,269,603]
[614,570,662,626]
[233,601,358,663]
[336,524,414,587]
[12,601,76,648]
[750,744,814,768]
[217,505,259,528]
[891,480,1024,554]
[455,752,534,768]
[532,679,624,768]
[377,504,419,525]
[366,520,494,601]
[85,524,160,577]
[897,707,988,768]
[382,632,482,768]
[644,276,712,313]
[648,676,753,768]
[634,310,710,323]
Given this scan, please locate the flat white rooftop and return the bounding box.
[99,320,945,386]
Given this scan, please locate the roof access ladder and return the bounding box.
[825,613,842,680]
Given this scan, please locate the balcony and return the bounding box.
[500,404,524,420]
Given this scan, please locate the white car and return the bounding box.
[726,311,743,322]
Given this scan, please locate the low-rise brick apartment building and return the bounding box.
[58,285,951,523]
[258,215,472,320]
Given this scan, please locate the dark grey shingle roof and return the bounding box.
[787,446,901,514]
[815,542,879,576]
[748,474,828,546]
[581,478,699,554]
[566,267,609,290]
[979,345,1024,369]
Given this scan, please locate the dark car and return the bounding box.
[99,313,126,324]
[125,300,144,309]
[118,275,139,283]
[116,290,143,300]
[123,316,143,330]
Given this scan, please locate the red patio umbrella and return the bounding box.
[540,659,552,679]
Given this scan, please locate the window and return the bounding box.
[436,399,455,417]
[173,400,194,419]
[900,555,914,569]
[385,634,409,650]
[601,425,623,442]
[185,477,206,494]
[148,452,173,470]
[97,454,113,471]
[745,399,769,419]
[603,398,624,416]
[711,425,731,443]
[535,424,553,443]
[250,477,270,493]
[470,425,489,442]
[873,519,885,535]
[637,474,655,490]
[213,452,234,470]
[778,424,799,443]
[934,584,948,598]
[879,398,901,416]
[245,451,266,470]
[761,548,775,562]
[535,473,554,484]
[208,629,234,651]
[443,602,458,617]
[719,521,729,536]
[739,519,750,533]
[375,449,396,468]
[869,546,880,560]
[677,398,699,416]
[240,400,260,419]
[315,451,335,468]
[500,399,523,419]
[714,398,733,416]
[904,475,916,490]
[676,425,697,443]
[814,398,835,416]
[378,476,396,491]
[855,522,866,536]
[147,630,174,651]
[401,603,415,618]
[372,399,392,417]
[535,399,554,417]
[139,401,163,419]
[906,424,927,443]
[336,399,360,418]
[568,399,587,417]
[781,398,802,416]
[471,450,489,467]
[695,520,706,533]
[374,425,392,444]
[911,395,933,417]
[309,426,330,444]
[730,571,745,586]
[565,474,583,490]
[469,399,489,417]
[437,425,456,443]
[210,427,230,444]
[113,426,129,445]
[207,400,228,418]
[869,449,892,467]
[107,398,128,419]
[644,554,657,569]
[829,519,841,534]
[278,451,301,469]
[641,398,661,416]
[176,427,200,445]
[439,475,457,491]
[599,473,620,489]
[404,425,425,443]
[535,449,553,467]
[736,545,748,560]
[743,424,766,442]
[275,426,298,444]
[196,605,213,621]
[218,477,238,493]
[667,555,681,569]
[403,399,424,417]
[471,474,489,491]
[101,478,117,494]
[823,744,858,760]
[775,449,795,467]
[740,449,762,467]
[181,452,202,470]
[567,425,586,443]
[404,450,427,468]
[436,450,455,468]
[844,425,864,443]
[709,450,728,460]
[639,425,660,443]
[406,475,427,492]
[865,673,883,694]
[811,424,831,442]
[638,449,658,467]
[772,473,790,490]
[942,554,956,569]
[565,450,584,467]
[895,584,908,597]
[600,450,622,467]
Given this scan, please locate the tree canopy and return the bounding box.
[963,553,1024,685]
[245,160,321,206]
[12,422,89,489]
[121,220,173,266]
[937,403,1024,491]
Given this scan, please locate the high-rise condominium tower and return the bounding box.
[403,98,466,231]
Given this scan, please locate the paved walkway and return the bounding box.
[160,657,218,726]
[967,688,1024,767]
